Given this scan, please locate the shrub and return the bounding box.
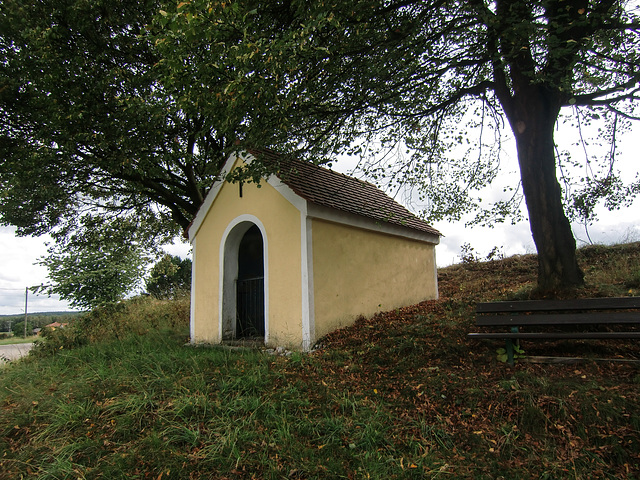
[31,295,190,358]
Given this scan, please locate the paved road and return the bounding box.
[0,343,35,362]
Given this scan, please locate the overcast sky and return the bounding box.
[0,230,190,316]
[1,123,637,316]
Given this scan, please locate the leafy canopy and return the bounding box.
[152,0,640,289]
[0,0,234,237]
[2,0,639,297]
[0,0,237,306]
[154,0,639,223]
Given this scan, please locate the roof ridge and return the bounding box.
[245,150,440,237]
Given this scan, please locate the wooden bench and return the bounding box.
[468,297,640,365]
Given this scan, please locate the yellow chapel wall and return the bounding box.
[192,160,304,349]
[311,218,438,340]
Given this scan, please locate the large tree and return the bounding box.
[0,0,232,237]
[154,0,640,291]
[0,0,243,304]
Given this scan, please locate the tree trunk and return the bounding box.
[508,87,585,292]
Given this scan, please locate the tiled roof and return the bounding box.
[249,150,441,237]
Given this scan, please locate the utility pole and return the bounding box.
[24,287,28,338]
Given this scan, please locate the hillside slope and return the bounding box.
[1,243,639,479]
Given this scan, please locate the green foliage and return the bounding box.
[151,0,639,290]
[10,321,34,338]
[2,1,638,292]
[625,269,640,289]
[145,254,191,299]
[496,345,526,364]
[0,312,83,333]
[0,0,230,312]
[36,216,154,309]
[31,295,189,357]
[151,0,639,224]
[0,0,233,236]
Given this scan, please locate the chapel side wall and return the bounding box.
[311,219,438,339]
[192,165,304,348]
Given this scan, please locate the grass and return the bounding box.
[0,336,37,345]
[1,243,640,479]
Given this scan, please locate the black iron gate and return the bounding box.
[236,276,265,338]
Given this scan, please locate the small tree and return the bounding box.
[145,255,192,299]
[36,215,154,309]
[11,321,34,338]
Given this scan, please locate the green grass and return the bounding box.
[1,244,640,479]
[0,335,37,345]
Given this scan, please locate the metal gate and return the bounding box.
[236,276,265,338]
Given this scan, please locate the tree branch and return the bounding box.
[570,74,640,106]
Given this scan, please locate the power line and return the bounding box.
[0,286,69,318]
[0,290,52,297]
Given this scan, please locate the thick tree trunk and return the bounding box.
[508,88,585,291]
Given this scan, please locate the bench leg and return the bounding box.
[506,327,519,366]
[506,338,514,366]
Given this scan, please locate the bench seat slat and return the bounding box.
[476,297,640,314]
[475,311,640,326]
[468,331,640,340]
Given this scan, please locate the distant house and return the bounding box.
[187,150,442,351]
[44,322,67,330]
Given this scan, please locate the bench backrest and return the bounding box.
[476,297,640,314]
[476,297,640,327]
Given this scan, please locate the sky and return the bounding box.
[0,231,190,316]
[0,124,638,316]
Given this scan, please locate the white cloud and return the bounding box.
[162,239,192,259]
[0,227,74,315]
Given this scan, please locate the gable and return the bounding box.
[188,150,442,244]
[188,152,253,240]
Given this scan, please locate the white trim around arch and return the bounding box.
[219,214,270,344]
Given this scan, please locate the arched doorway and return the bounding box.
[220,218,267,342]
[236,225,265,338]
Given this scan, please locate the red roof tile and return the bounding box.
[249,150,441,237]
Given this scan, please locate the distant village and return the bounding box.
[0,312,82,339]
